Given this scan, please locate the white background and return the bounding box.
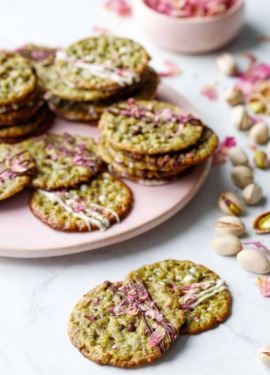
[0,0,269,374]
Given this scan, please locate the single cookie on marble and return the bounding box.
[19,133,103,190]
[55,36,150,90]
[68,278,185,367]
[0,145,35,201]
[99,100,204,155]
[30,172,133,232]
[0,52,36,105]
[126,259,231,334]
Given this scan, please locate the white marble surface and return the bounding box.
[0,0,269,374]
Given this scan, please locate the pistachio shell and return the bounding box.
[212,234,242,256]
[237,249,270,274]
[217,53,237,76]
[253,211,270,234]
[242,183,262,205]
[224,87,244,106]
[215,216,246,237]
[254,150,269,169]
[228,147,249,166]
[218,192,244,216]
[231,165,254,188]
[257,344,270,367]
[249,121,269,144]
[231,105,251,130]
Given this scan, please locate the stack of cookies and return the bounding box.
[98,99,219,184]
[35,36,159,123]
[68,259,231,368]
[0,51,53,144]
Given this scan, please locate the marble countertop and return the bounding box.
[0,0,269,374]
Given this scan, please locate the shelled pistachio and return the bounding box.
[237,249,270,274]
[231,105,250,130]
[224,87,244,106]
[228,147,249,166]
[218,192,244,216]
[249,121,269,144]
[242,183,262,205]
[215,216,246,236]
[217,53,237,76]
[231,165,254,188]
[212,234,242,256]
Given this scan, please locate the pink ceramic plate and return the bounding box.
[0,84,211,258]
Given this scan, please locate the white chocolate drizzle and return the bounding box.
[38,190,120,232]
[190,279,227,309]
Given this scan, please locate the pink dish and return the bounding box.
[134,0,245,54]
[0,84,211,258]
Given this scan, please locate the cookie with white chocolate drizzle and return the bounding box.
[68,278,185,367]
[30,172,133,232]
[0,145,35,201]
[19,133,103,190]
[126,260,231,334]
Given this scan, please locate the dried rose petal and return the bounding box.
[85,315,96,321]
[149,326,166,347]
[200,85,218,101]
[213,136,237,165]
[257,277,270,297]
[104,0,132,16]
[157,60,181,77]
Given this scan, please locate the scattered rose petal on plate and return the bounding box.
[200,85,218,101]
[157,60,181,77]
[242,241,270,255]
[257,277,270,297]
[92,26,111,35]
[104,0,132,16]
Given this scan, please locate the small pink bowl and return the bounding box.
[134,0,245,54]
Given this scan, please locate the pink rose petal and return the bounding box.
[242,241,270,256]
[257,277,270,297]
[200,85,218,101]
[104,0,132,16]
[149,326,166,347]
[157,60,181,77]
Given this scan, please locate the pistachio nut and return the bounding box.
[249,121,269,144]
[218,192,244,216]
[224,87,244,106]
[231,165,254,188]
[216,53,237,76]
[254,149,269,169]
[231,105,251,130]
[267,140,270,152]
[228,147,249,166]
[212,234,242,256]
[248,95,268,114]
[257,344,270,367]
[215,216,246,237]
[242,183,262,205]
[237,249,270,274]
[253,211,270,234]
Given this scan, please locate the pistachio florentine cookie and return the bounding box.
[99,127,218,172]
[48,68,159,123]
[19,133,102,190]
[30,172,132,232]
[68,279,185,367]
[99,100,204,155]
[126,260,231,334]
[0,52,36,105]
[0,145,35,200]
[55,36,150,90]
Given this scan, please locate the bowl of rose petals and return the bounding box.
[134,0,245,54]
